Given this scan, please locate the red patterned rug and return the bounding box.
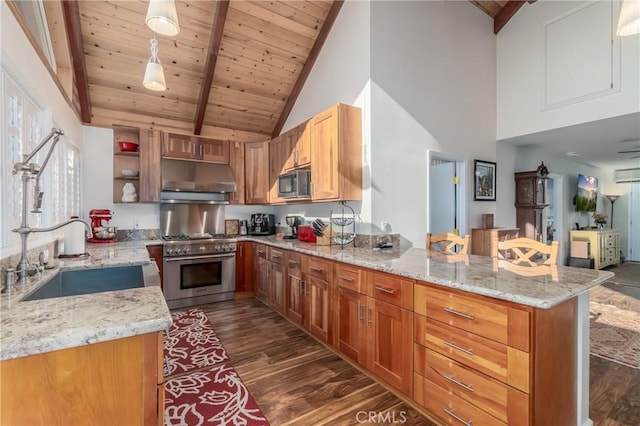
[590,302,640,369]
[165,362,269,426]
[164,309,230,377]
[164,308,270,425]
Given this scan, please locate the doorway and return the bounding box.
[629,182,640,261]
[426,150,466,243]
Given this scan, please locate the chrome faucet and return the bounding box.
[11,128,91,282]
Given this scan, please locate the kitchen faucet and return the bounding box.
[11,128,90,283]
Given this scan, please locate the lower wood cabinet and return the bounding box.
[254,245,269,302]
[286,251,307,328]
[0,332,163,425]
[366,297,413,396]
[249,244,578,426]
[235,241,253,292]
[269,262,287,314]
[308,257,333,344]
[335,265,414,397]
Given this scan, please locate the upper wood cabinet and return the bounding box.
[268,135,287,204]
[310,104,362,201]
[244,141,270,205]
[113,126,161,203]
[139,129,161,203]
[162,133,229,164]
[229,141,245,205]
[283,121,311,171]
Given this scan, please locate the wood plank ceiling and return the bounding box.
[25,1,531,141]
[75,0,339,141]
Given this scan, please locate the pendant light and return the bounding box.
[145,0,180,37]
[143,37,167,91]
[617,0,640,36]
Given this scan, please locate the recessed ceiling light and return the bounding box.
[567,152,580,157]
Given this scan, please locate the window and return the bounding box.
[0,69,82,249]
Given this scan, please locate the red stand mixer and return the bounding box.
[87,209,117,243]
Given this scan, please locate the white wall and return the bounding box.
[278,0,372,231]
[497,0,640,139]
[369,1,496,247]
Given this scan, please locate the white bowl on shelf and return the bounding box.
[120,169,139,177]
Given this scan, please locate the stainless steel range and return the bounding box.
[162,233,236,309]
[160,200,236,309]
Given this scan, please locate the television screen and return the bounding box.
[576,174,598,212]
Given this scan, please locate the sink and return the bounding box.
[22,265,144,302]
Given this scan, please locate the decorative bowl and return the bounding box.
[332,233,356,245]
[118,141,139,152]
[120,169,139,177]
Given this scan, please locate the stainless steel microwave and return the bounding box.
[278,169,311,198]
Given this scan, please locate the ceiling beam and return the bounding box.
[271,0,344,138]
[62,0,91,123]
[193,0,230,136]
[494,0,527,34]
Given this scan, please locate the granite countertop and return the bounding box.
[0,240,171,361]
[243,236,614,309]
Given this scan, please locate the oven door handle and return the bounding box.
[165,254,236,262]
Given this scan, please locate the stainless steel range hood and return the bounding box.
[161,158,237,194]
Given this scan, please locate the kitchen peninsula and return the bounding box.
[242,236,613,426]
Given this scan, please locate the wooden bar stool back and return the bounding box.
[426,232,470,254]
[492,236,559,266]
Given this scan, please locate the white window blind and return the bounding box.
[1,68,82,249]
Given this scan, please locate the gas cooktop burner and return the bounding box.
[161,233,235,242]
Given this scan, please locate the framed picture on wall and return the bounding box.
[474,160,496,201]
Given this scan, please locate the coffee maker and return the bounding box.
[284,216,303,239]
[87,209,116,243]
[249,214,276,235]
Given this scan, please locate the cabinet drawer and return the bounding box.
[335,263,362,292]
[269,247,286,264]
[309,257,332,282]
[414,374,506,426]
[414,344,529,426]
[287,252,303,277]
[415,315,529,393]
[255,245,268,260]
[415,284,530,352]
[367,271,413,309]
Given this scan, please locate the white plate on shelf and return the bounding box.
[121,169,139,177]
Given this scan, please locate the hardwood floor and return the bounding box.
[196,296,639,426]
[201,299,435,426]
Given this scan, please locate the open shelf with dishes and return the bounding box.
[113,125,141,203]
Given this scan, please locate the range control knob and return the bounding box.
[200,246,206,253]
[183,246,191,254]
[166,248,173,255]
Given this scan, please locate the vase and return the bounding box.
[598,223,605,230]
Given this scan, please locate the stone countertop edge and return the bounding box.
[242,236,614,309]
[0,240,170,362]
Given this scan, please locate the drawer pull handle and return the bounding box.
[288,260,299,266]
[272,254,282,258]
[443,408,472,426]
[443,307,475,320]
[339,275,354,282]
[366,305,372,327]
[443,375,474,392]
[310,267,322,272]
[375,286,395,295]
[258,250,266,255]
[443,341,474,356]
[357,301,363,323]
